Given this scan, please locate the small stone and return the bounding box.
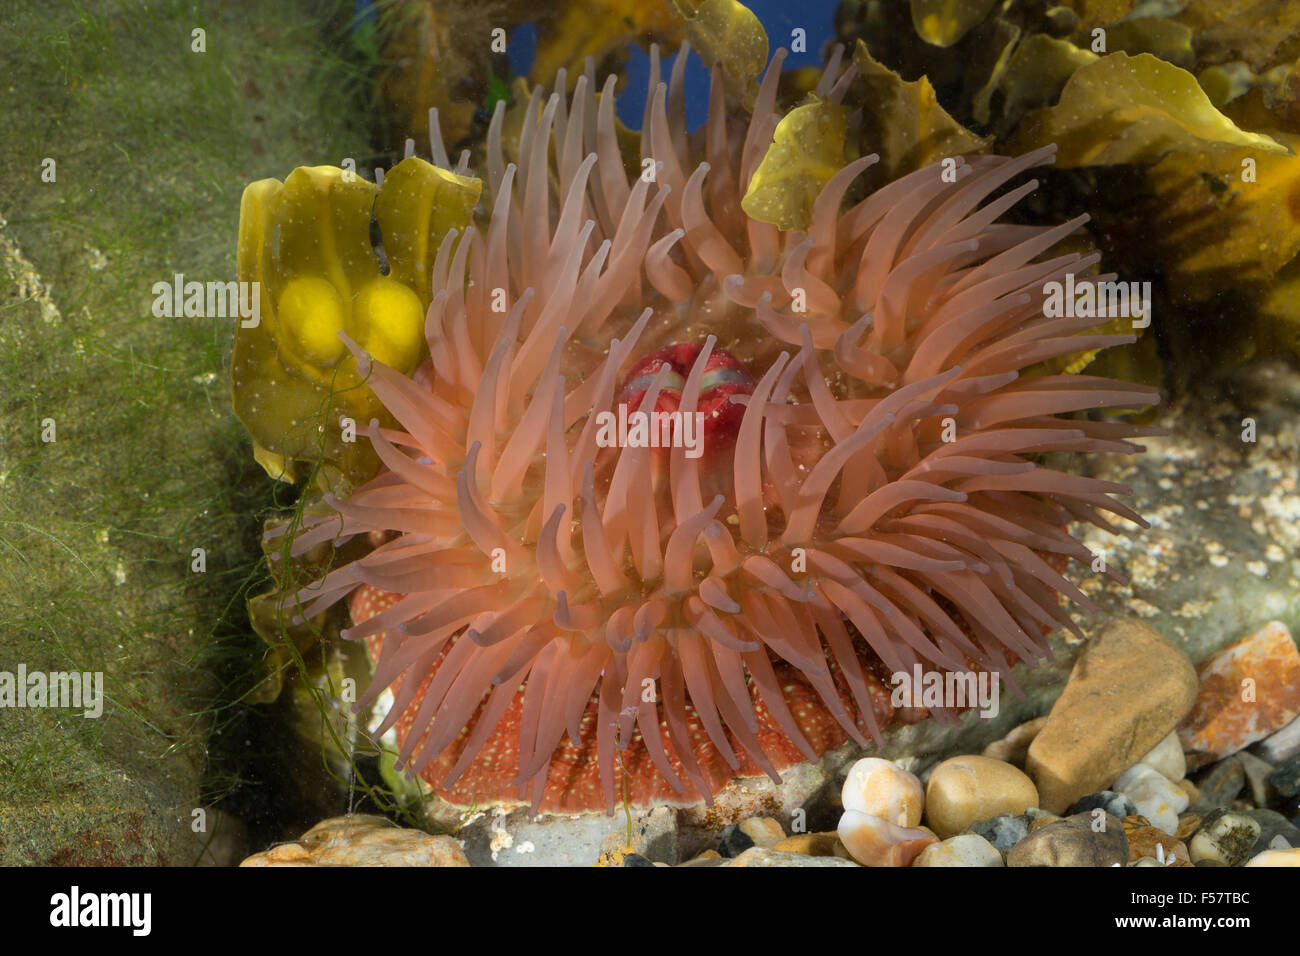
[1269,754,1300,798]
[840,757,925,826]
[1243,848,1300,866]
[1188,810,1262,866]
[1176,778,1200,803]
[597,806,679,866]
[1241,809,1300,856]
[1236,751,1276,807]
[1190,756,1245,811]
[1027,620,1198,813]
[737,816,786,847]
[1139,731,1187,782]
[676,853,726,868]
[1115,763,1189,835]
[1007,812,1129,867]
[769,832,845,857]
[1123,817,1192,866]
[1068,791,1138,819]
[1025,808,1062,832]
[924,755,1039,838]
[981,716,1048,768]
[716,823,755,858]
[966,813,1029,854]
[622,853,656,867]
[914,833,1004,867]
[1175,812,1204,841]
[239,815,469,867]
[837,810,937,866]
[724,847,860,867]
[1179,621,1300,761]
[1254,714,1300,764]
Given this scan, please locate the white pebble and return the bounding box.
[836,810,936,867]
[913,833,1004,867]
[1114,762,1188,835]
[841,757,925,827]
[1137,731,1186,782]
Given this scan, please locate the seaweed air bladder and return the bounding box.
[270,44,1158,815]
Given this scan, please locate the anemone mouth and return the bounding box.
[277,42,1160,816]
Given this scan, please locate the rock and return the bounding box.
[1176,778,1200,803]
[1025,808,1062,832]
[966,813,1030,854]
[240,815,469,867]
[981,717,1048,768]
[1236,751,1277,807]
[837,810,937,866]
[1007,812,1129,867]
[1190,756,1246,811]
[924,755,1039,838]
[715,823,755,858]
[737,816,786,847]
[596,806,679,866]
[769,832,847,857]
[1176,812,1204,841]
[1241,809,1300,856]
[622,853,656,867]
[1114,763,1189,835]
[1069,791,1138,819]
[1254,714,1300,764]
[1188,810,1262,866]
[1123,817,1192,866]
[840,757,925,826]
[1244,848,1300,866]
[1026,620,1198,813]
[914,833,1004,867]
[724,847,860,867]
[1139,732,1187,782]
[1179,621,1300,761]
[676,854,727,867]
[1269,755,1300,798]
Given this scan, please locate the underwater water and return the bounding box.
[1,0,1299,911]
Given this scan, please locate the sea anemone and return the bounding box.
[272,44,1158,815]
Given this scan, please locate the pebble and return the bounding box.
[1179,621,1300,760]
[981,717,1047,768]
[769,832,848,857]
[716,823,756,858]
[1242,809,1300,856]
[1253,713,1300,764]
[239,815,469,867]
[1243,848,1300,867]
[966,813,1029,854]
[924,755,1039,838]
[1123,817,1192,866]
[914,833,1004,867]
[1269,754,1300,798]
[737,816,786,847]
[1176,812,1204,841]
[1114,762,1189,835]
[1068,791,1138,819]
[1188,810,1262,866]
[1236,751,1276,807]
[837,810,937,867]
[596,806,679,866]
[1026,620,1198,813]
[1190,756,1245,811]
[840,757,925,826]
[1007,812,1129,867]
[1139,732,1187,782]
[724,847,860,867]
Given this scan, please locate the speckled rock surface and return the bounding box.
[240,815,468,867]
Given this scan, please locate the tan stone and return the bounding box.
[982,717,1048,767]
[240,815,468,867]
[1026,619,1198,813]
[737,816,786,846]
[924,755,1039,838]
[1244,848,1300,867]
[769,831,843,856]
[837,810,937,866]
